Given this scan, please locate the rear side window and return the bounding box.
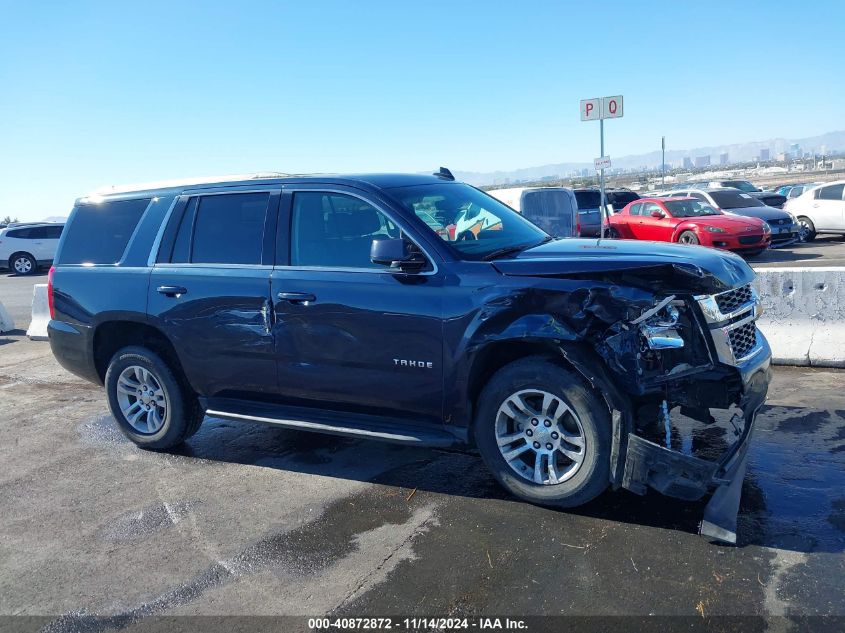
[521,191,575,236]
[818,184,844,201]
[609,192,639,208]
[629,203,642,216]
[27,226,62,239]
[168,192,269,265]
[574,191,601,209]
[6,228,32,239]
[59,199,150,265]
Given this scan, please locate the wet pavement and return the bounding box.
[0,335,843,631]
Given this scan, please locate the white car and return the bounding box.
[784,181,845,242]
[0,222,65,275]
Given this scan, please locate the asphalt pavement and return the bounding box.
[0,273,843,629]
[751,235,845,268]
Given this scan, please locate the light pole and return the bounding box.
[661,136,665,188]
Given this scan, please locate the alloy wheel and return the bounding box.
[495,389,586,485]
[13,257,32,274]
[115,365,169,434]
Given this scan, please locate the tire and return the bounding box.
[606,227,621,239]
[9,252,37,276]
[473,356,611,508]
[797,217,816,242]
[677,231,700,245]
[105,346,203,449]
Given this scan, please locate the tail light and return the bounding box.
[47,266,56,319]
[575,219,581,237]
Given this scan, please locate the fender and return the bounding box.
[670,221,702,243]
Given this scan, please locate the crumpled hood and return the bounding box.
[492,238,755,295]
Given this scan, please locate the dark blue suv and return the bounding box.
[48,170,772,542]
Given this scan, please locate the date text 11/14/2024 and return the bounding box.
[308,617,528,630]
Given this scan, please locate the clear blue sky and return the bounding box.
[2,0,843,221]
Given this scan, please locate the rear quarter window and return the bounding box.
[574,191,601,209]
[58,198,150,265]
[6,228,32,239]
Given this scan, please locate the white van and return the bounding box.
[486,187,580,237]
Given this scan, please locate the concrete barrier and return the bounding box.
[753,267,845,368]
[0,300,14,333]
[26,284,49,341]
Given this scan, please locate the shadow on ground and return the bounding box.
[83,401,845,555]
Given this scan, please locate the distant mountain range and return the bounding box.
[455,130,845,186]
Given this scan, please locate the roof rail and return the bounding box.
[89,172,294,196]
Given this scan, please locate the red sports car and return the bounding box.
[607,197,771,256]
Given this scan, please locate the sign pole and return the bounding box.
[662,136,666,188]
[580,95,622,240]
[599,117,606,238]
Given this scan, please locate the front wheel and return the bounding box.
[105,346,204,449]
[474,357,611,508]
[797,217,816,242]
[677,231,700,245]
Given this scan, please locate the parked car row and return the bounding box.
[0,222,65,275]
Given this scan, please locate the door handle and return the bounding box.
[277,291,316,304]
[157,285,188,297]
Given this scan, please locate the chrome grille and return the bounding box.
[728,321,757,360]
[715,284,753,314]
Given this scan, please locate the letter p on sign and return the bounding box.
[580,98,600,121]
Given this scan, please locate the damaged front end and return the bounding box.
[595,283,771,544]
[491,248,771,543]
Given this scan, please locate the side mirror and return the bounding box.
[651,210,666,218]
[370,238,426,271]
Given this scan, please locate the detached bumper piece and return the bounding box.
[621,410,756,544]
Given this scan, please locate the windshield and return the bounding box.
[664,200,721,218]
[722,180,759,193]
[709,191,764,209]
[388,182,548,260]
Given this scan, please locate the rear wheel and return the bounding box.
[474,357,610,508]
[606,227,621,239]
[105,346,204,449]
[10,253,37,276]
[797,217,816,242]
[678,231,700,245]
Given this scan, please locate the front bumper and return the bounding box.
[620,314,772,543]
[621,338,770,493]
[768,224,800,248]
[706,233,771,253]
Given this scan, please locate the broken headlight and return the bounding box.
[633,296,685,351]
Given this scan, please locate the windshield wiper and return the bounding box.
[482,236,553,261]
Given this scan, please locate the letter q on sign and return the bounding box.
[601,95,624,119]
